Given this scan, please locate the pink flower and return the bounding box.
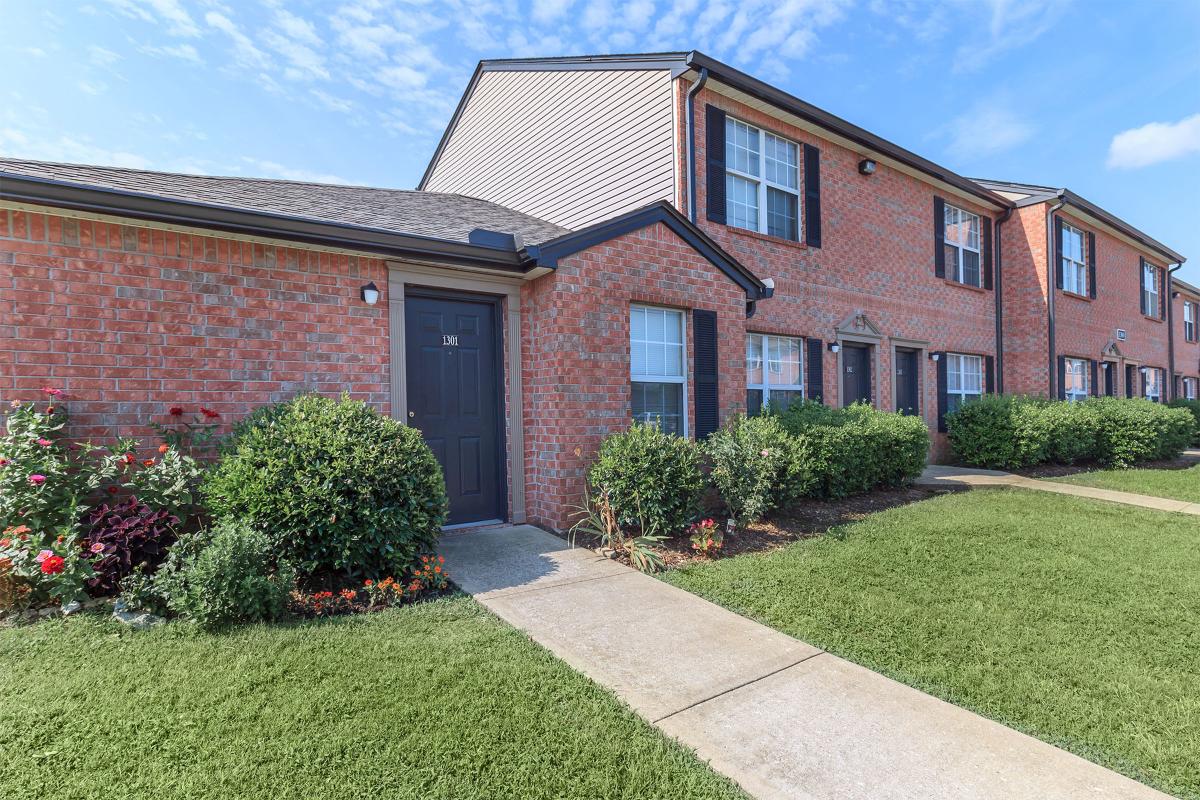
[36,438,52,447]
[28,474,46,486]
[760,449,770,457]
[0,457,9,467]
[89,542,105,554]
[35,549,53,563]
[41,387,63,397]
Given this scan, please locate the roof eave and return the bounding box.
[0,172,531,272]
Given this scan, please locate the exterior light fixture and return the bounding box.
[827,342,841,353]
[858,159,877,175]
[929,352,941,362]
[360,281,380,305]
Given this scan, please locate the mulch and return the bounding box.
[1013,457,1198,479]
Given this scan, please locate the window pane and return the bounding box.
[766,335,802,386]
[947,354,961,392]
[746,389,764,417]
[763,134,798,190]
[726,118,760,177]
[746,336,764,385]
[766,187,799,240]
[633,382,683,435]
[944,243,959,276]
[947,393,963,414]
[632,306,684,378]
[966,214,980,250]
[962,250,980,286]
[766,389,804,412]
[726,174,759,231]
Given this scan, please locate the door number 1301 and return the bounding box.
[442,334,459,347]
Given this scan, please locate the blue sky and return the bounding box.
[2,0,1198,281]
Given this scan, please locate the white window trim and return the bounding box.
[630,304,688,437]
[947,353,984,409]
[1143,263,1160,316]
[944,204,982,287]
[746,333,805,412]
[1143,367,1162,402]
[1061,221,1088,296]
[1184,301,1196,342]
[1184,377,1198,401]
[1064,357,1090,402]
[725,117,801,241]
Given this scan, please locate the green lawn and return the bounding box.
[0,596,744,800]
[663,488,1200,800]
[1050,463,1200,503]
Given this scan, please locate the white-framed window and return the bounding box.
[944,204,982,287]
[1184,301,1196,342]
[1064,357,1090,402]
[1142,262,1160,316]
[630,304,687,436]
[946,353,984,413]
[1061,222,1088,295]
[1184,377,1198,400]
[1143,367,1163,402]
[746,334,804,415]
[725,117,800,241]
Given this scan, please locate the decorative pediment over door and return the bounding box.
[1102,341,1124,359]
[835,311,883,340]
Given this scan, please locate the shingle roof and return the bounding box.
[0,157,570,246]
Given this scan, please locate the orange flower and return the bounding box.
[142,458,156,467]
[364,579,373,587]
[158,443,170,454]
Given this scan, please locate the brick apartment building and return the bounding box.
[0,51,1191,531]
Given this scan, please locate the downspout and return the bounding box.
[1168,263,1183,400]
[685,67,709,224]
[1046,196,1066,398]
[994,206,1013,393]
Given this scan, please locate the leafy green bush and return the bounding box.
[157,520,295,630]
[587,422,705,536]
[777,401,930,500]
[948,395,1195,469]
[705,414,814,525]
[202,395,448,577]
[1168,399,1200,444]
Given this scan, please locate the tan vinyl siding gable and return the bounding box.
[423,68,676,230]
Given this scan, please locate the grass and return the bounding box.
[0,596,745,800]
[1049,463,1200,503]
[662,488,1200,799]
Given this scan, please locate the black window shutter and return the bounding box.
[982,216,994,290]
[1087,232,1097,299]
[936,353,949,432]
[803,144,821,248]
[692,309,719,440]
[806,338,824,403]
[1056,356,1066,400]
[1054,217,1065,290]
[933,197,946,279]
[1090,359,1099,397]
[1159,267,1167,320]
[1125,365,1135,398]
[1141,370,1148,398]
[984,355,995,394]
[704,106,727,225]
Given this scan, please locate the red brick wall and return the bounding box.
[520,222,747,530]
[1173,286,1200,394]
[0,207,391,443]
[682,86,1001,459]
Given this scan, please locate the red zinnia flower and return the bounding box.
[158,443,170,454]
[41,387,63,397]
[142,458,156,467]
[0,458,9,467]
[107,486,119,495]
[28,474,46,486]
[36,438,52,447]
[40,555,65,575]
[169,406,184,417]
[122,453,136,465]
[200,407,220,419]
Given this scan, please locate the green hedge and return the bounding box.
[948,395,1195,469]
[705,414,815,525]
[1168,399,1200,444]
[776,402,930,500]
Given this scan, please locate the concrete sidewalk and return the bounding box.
[440,524,1170,800]
[917,465,1200,515]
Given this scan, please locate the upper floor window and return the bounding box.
[1064,357,1089,402]
[1184,377,1198,401]
[1142,262,1160,317]
[946,353,984,413]
[943,205,981,287]
[630,305,687,436]
[746,334,804,415]
[725,118,800,241]
[1185,301,1196,342]
[1143,367,1163,402]
[1061,222,1088,296]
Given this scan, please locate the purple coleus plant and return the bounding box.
[82,497,179,596]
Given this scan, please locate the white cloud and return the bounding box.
[138,42,203,64]
[377,64,428,91]
[104,0,200,37]
[77,79,108,96]
[274,9,324,47]
[263,29,329,80]
[311,88,354,112]
[88,45,121,66]
[944,104,1035,159]
[239,157,349,184]
[533,0,574,23]
[953,0,1070,72]
[1107,114,1200,169]
[0,127,152,169]
[205,11,272,70]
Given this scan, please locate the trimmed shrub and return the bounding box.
[1038,401,1100,465]
[705,414,815,525]
[777,401,930,500]
[202,395,448,577]
[945,394,1050,469]
[1168,399,1200,444]
[158,520,295,630]
[1089,398,1194,467]
[587,422,705,536]
[82,498,178,596]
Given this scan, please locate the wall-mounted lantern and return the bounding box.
[360,281,380,305]
[827,342,841,354]
[858,159,877,175]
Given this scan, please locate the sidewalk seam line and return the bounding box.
[475,570,625,600]
[651,651,826,724]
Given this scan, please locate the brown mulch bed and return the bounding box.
[576,484,962,571]
[1012,457,1198,479]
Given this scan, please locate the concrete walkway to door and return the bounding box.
[439,525,1170,800]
